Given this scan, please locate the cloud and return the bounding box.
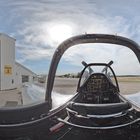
[0,0,140,74]
[62,44,140,75]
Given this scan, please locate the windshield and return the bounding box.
[50,42,140,108]
[80,64,117,87]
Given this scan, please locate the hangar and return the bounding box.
[0,33,36,91]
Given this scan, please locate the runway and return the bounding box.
[22,77,140,108]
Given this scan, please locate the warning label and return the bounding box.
[4,65,12,75]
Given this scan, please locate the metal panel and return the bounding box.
[0,39,1,90]
[0,34,16,90]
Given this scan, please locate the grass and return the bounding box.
[116,77,140,82]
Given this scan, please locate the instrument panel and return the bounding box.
[79,73,119,103]
[81,74,110,93]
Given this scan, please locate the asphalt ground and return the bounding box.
[52,77,140,95]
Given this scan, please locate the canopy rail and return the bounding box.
[45,34,140,108]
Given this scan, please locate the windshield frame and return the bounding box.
[45,34,140,108]
[77,63,120,92]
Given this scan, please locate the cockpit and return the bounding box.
[76,61,120,104]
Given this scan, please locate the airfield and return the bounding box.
[0,76,139,107]
[52,77,140,95]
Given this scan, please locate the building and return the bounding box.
[0,33,36,90]
[15,62,36,89]
[37,74,47,83]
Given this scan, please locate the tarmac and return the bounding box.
[0,77,139,107]
[0,88,22,107]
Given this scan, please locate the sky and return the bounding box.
[0,0,140,75]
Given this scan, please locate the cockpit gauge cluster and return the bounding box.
[81,74,112,93]
[79,73,119,103]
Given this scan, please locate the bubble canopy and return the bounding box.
[45,34,140,108]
